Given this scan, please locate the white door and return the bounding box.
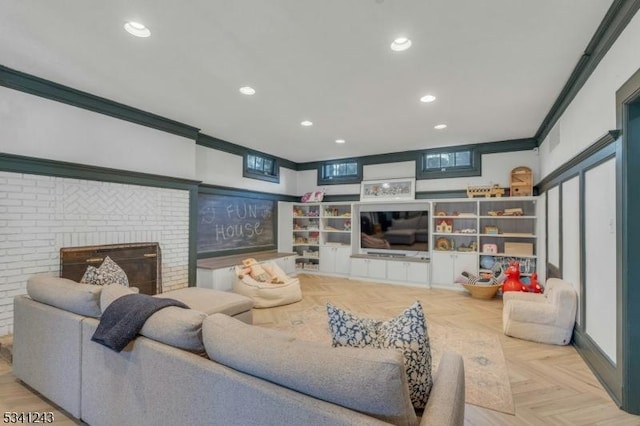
[406,262,429,285]
[431,252,455,287]
[350,258,368,278]
[334,247,352,275]
[318,246,334,273]
[386,261,407,282]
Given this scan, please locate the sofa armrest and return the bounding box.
[502,291,546,303]
[421,351,465,426]
[504,300,556,324]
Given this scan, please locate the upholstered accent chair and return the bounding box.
[502,278,577,345]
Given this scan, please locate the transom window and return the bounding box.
[244,153,279,183]
[318,159,362,185]
[417,147,480,179]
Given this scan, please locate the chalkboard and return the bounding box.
[197,193,275,254]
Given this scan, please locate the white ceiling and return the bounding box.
[0,0,613,163]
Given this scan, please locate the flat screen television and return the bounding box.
[359,210,429,257]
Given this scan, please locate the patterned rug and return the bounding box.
[259,305,515,415]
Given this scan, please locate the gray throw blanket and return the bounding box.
[92,294,189,352]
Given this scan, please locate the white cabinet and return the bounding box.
[386,260,430,286]
[431,252,478,290]
[274,255,296,276]
[350,258,387,280]
[196,265,236,291]
[319,246,352,275]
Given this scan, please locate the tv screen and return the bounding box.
[360,210,429,255]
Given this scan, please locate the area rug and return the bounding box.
[259,306,515,415]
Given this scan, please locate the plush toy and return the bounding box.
[502,261,527,292]
[240,258,285,284]
[526,273,542,293]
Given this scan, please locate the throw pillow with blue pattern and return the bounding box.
[326,301,432,409]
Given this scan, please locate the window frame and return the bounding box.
[317,158,362,185]
[243,151,280,183]
[416,146,481,179]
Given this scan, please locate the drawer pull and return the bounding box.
[86,257,104,263]
[144,253,157,258]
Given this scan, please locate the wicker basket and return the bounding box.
[461,283,502,300]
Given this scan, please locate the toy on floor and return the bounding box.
[525,273,542,293]
[238,258,285,284]
[502,261,527,292]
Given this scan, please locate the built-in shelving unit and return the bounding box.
[430,197,538,289]
[292,203,321,271]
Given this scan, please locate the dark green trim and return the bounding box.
[537,131,619,193]
[188,187,199,287]
[0,152,201,190]
[297,138,537,172]
[574,329,620,406]
[197,133,298,171]
[317,158,363,186]
[535,0,640,144]
[243,151,280,184]
[0,65,199,140]
[0,152,201,288]
[197,245,278,259]
[198,183,297,202]
[617,73,640,413]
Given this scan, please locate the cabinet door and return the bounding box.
[275,256,296,275]
[212,267,235,291]
[318,246,334,273]
[334,247,352,275]
[453,253,478,279]
[431,252,455,286]
[350,258,368,277]
[196,268,214,289]
[386,261,407,282]
[368,259,387,280]
[406,262,429,285]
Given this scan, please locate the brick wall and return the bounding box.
[0,171,190,336]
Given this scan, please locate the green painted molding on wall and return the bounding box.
[198,183,298,202]
[297,138,537,172]
[537,130,619,193]
[197,133,298,171]
[535,0,640,144]
[0,65,200,140]
[0,152,201,287]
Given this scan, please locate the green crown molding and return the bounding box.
[298,138,537,172]
[198,183,298,202]
[197,133,298,171]
[536,130,619,193]
[535,0,640,144]
[0,152,201,190]
[0,65,200,140]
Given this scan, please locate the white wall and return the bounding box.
[195,146,297,195]
[0,87,196,180]
[0,171,190,336]
[539,11,640,176]
[562,176,581,325]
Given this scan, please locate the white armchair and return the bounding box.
[502,278,577,345]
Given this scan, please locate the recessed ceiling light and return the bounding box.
[301,120,313,127]
[335,139,346,144]
[434,124,447,130]
[420,94,436,103]
[124,21,151,38]
[390,37,412,52]
[239,86,256,95]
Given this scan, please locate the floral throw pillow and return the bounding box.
[81,256,129,287]
[326,301,432,409]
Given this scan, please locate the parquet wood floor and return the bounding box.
[0,274,638,425]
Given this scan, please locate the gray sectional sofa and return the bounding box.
[13,274,465,426]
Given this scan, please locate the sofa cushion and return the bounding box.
[27,274,102,318]
[80,256,129,287]
[327,301,432,410]
[100,284,207,352]
[203,314,417,426]
[154,287,253,316]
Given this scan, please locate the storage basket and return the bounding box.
[461,283,502,300]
